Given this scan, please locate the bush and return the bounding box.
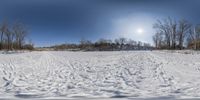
[23,44,34,50]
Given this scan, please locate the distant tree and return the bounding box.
[137,41,142,50]
[79,38,92,50]
[127,39,137,46]
[143,43,151,50]
[126,39,137,50]
[115,37,127,50]
[95,38,112,51]
[23,44,34,50]
[4,26,12,50]
[114,38,120,49]
[188,25,200,49]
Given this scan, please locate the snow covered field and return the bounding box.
[0,51,200,100]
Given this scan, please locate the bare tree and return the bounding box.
[153,18,171,49]
[187,28,195,49]
[4,27,12,50]
[168,17,177,49]
[115,37,127,50]
[137,41,142,50]
[187,26,200,49]
[153,32,163,49]
[153,17,192,50]
[79,38,92,50]
[95,38,113,51]
[127,39,137,50]
[127,39,137,46]
[0,20,32,50]
[13,22,27,49]
[143,43,151,49]
[0,21,8,50]
[177,19,191,50]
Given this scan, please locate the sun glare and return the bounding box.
[137,28,144,34]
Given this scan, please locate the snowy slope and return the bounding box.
[0,51,200,99]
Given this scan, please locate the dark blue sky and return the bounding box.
[0,0,200,47]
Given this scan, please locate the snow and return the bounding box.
[0,51,200,100]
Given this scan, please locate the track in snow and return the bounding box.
[0,51,200,99]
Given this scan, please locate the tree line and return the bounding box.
[0,21,34,51]
[4,17,200,51]
[153,17,200,50]
[51,38,153,51]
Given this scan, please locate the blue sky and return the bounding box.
[0,0,200,47]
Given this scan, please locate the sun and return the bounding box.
[136,28,144,34]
